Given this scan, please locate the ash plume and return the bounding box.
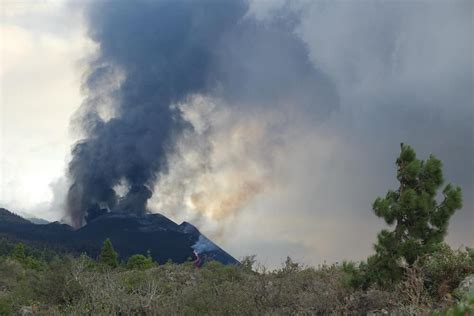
[65,0,338,227]
[150,95,281,227]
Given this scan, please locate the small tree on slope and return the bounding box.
[10,243,26,263]
[99,238,119,268]
[367,143,462,285]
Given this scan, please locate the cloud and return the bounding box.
[0,0,91,219]
[210,0,472,266]
[295,0,473,244]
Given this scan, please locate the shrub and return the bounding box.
[126,254,153,270]
[420,245,474,298]
[0,299,12,315]
[448,291,474,316]
[0,241,469,314]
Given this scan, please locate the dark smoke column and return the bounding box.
[65,0,338,227]
[66,0,247,227]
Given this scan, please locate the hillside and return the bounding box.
[0,208,237,265]
[0,208,31,225]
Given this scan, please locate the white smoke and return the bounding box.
[192,234,218,254]
[150,95,286,232]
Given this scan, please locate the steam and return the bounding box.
[65,0,338,227]
[150,95,282,223]
[192,235,218,254]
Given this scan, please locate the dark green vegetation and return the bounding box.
[99,239,119,269]
[0,144,472,314]
[347,144,464,289]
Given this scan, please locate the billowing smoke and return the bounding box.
[192,235,218,254]
[65,0,338,227]
[150,95,280,226]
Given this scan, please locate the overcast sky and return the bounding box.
[1,0,472,268]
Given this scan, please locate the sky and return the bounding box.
[1,0,472,268]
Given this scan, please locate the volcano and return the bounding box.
[0,208,238,265]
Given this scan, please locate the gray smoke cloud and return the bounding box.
[65,0,338,227]
[152,0,472,266]
[214,0,472,266]
[63,0,472,267]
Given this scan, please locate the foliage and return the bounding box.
[368,144,462,285]
[0,237,62,262]
[240,255,257,272]
[447,292,474,316]
[7,242,47,271]
[10,243,26,263]
[0,239,472,314]
[126,254,153,270]
[99,238,119,268]
[420,245,474,298]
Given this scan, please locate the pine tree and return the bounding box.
[10,243,26,263]
[368,143,462,284]
[99,238,119,268]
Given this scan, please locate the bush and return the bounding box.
[0,241,470,314]
[448,291,474,316]
[420,245,474,299]
[0,299,12,315]
[126,254,153,270]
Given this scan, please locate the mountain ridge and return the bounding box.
[0,208,238,265]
